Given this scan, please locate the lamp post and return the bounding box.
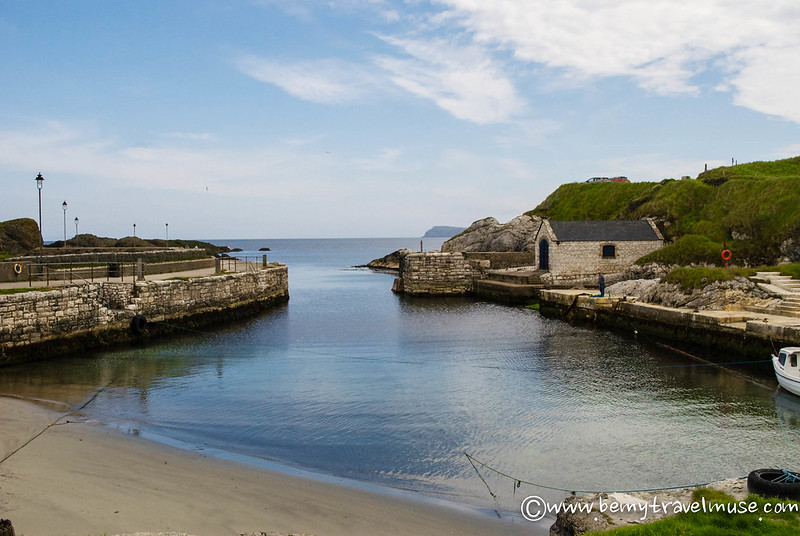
[35,173,44,257]
[165,223,169,246]
[133,223,136,238]
[62,201,68,246]
[74,217,79,238]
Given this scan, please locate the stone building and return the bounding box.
[535,219,664,282]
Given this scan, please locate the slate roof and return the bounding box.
[548,220,661,242]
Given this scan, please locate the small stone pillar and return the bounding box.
[215,257,222,274]
[136,258,144,281]
[262,254,267,267]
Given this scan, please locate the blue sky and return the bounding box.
[2,1,799,240]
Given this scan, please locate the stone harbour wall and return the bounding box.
[0,264,288,363]
[395,252,477,295]
[393,251,538,296]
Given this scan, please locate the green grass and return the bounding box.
[661,266,744,291]
[637,235,725,267]
[697,156,800,182]
[528,156,800,266]
[589,489,800,536]
[530,181,655,221]
[0,287,53,295]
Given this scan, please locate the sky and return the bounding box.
[1,1,799,240]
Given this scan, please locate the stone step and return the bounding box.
[475,279,542,305]
[772,306,800,318]
[744,305,772,315]
[485,270,544,285]
[746,306,800,318]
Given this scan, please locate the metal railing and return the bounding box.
[19,254,269,288]
[25,262,140,287]
[217,255,268,274]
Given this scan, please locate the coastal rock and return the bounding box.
[619,262,674,281]
[606,278,660,298]
[441,215,541,252]
[780,231,800,262]
[639,277,774,310]
[0,218,40,256]
[365,249,413,271]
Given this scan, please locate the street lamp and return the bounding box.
[74,217,79,238]
[133,223,136,238]
[165,223,169,246]
[62,201,68,246]
[35,173,44,257]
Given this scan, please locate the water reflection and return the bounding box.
[1,238,798,516]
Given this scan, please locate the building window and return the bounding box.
[602,244,616,258]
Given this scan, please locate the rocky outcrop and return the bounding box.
[364,249,413,271]
[441,215,542,252]
[780,229,800,262]
[0,218,40,256]
[607,276,777,311]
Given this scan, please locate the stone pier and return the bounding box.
[0,264,288,364]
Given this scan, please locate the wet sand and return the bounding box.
[0,396,544,535]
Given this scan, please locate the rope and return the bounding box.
[0,381,114,465]
[465,450,502,518]
[657,358,772,368]
[464,452,724,495]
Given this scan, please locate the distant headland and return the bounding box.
[422,226,465,238]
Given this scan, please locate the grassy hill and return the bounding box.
[527,156,800,266]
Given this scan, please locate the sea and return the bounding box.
[2,237,800,525]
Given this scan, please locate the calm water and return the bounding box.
[2,238,799,520]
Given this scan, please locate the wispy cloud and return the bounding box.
[374,34,525,124]
[434,0,800,122]
[235,55,381,104]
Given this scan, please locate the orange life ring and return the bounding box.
[13,263,22,274]
[721,249,732,261]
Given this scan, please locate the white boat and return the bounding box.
[773,347,800,396]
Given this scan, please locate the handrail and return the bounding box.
[25,261,139,287]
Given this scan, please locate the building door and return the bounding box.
[539,239,549,270]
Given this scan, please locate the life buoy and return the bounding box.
[721,249,732,261]
[130,315,147,335]
[13,263,22,274]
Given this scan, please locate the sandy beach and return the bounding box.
[0,396,543,536]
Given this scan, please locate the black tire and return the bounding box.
[747,468,800,500]
[130,315,147,335]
